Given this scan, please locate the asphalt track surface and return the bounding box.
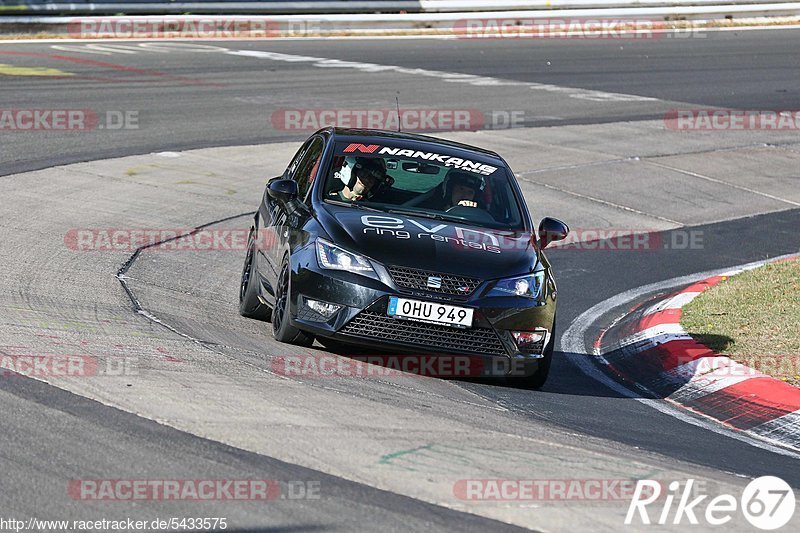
[1,29,800,176]
[1,30,800,531]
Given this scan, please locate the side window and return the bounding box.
[293,137,325,200]
[286,141,311,178]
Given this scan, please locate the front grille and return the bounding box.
[387,266,481,296]
[341,311,507,356]
[523,339,546,355]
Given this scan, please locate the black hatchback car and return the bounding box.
[239,128,568,388]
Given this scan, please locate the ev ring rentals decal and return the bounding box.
[625,476,796,529]
[361,215,502,254]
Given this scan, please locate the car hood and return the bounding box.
[319,203,538,280]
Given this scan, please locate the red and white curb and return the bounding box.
[597,255,800,451]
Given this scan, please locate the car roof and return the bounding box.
[324,127,507,165]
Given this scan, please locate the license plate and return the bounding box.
[387,297,473,328]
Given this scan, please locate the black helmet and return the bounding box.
[337,157,392,197]
[348,157,386,188]
[442,168,485,199]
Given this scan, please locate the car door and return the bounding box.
[259,136,325,301]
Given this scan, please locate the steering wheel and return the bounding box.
[445,205,496,223]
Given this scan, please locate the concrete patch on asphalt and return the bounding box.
[651,144,800,206]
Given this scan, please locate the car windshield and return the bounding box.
[323,144,525,230]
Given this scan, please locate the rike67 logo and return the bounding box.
[626,476,795,529]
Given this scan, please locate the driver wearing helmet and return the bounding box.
[441,169,484,210]
[328,157,388,202]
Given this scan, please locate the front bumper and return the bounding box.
[287,249,556,377]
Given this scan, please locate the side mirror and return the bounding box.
[538,217,569,249]
[267,179,299,204]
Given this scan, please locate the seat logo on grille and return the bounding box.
[426,276,442,289]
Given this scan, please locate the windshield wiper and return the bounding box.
[325,199,382,212]
[384,208,462,223]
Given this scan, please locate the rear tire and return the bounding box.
[271,256,314,347]
[239,229,272,322]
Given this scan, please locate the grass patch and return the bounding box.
[681,258,800,386]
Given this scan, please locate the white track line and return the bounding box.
[225,48,656,102]
[560,252,800,458]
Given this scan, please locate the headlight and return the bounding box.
[489,271,545,299]
[316,238,375,274]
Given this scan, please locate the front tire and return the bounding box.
[271,256,314,346]
[239,229,272,321]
